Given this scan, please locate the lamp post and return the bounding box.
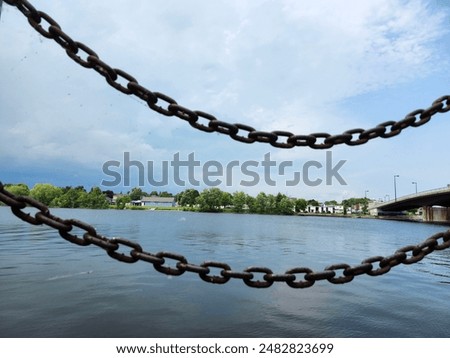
[394,175,399,201]
[412,181,417,194]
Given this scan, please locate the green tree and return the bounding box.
[5,183,30,196]
[266,194,277,214]
[196,188,224,212]
[342,198,367,207]
[268,193,295,215]
[275,193,285,204]
[129,187,146,201]
[307,199,319,207]
[246,195,257,213]
[85,187,109,209]
[51,186,86,208]
[325,200,338,206]
[30,183,63,206]
[232,191,247,213]
[76,191,89,208]
[277,197,295,215]
[221,191,233,207]
[295,198,307,212]
[362,198,369,215]
[253,192,268,214]
[177,189,199,207]
[116,195,131,210]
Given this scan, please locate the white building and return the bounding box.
[306,204,351,214]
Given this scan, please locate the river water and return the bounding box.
[0,207,449,338]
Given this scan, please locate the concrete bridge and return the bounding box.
[369,185,450,223]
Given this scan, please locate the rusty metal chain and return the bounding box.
[4,0,450,149]
[2,183,450,289]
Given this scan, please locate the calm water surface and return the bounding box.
[0,207,449,338]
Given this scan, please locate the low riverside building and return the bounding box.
[306,204,350,214]
[133,196,176,208]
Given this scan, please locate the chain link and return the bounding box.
[4,0,449,149]
[1,183,450,289]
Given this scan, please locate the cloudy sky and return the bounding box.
[1,0,449,202]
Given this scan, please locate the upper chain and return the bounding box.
[5,0,450,149]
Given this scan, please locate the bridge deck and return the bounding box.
[369,186,450,211]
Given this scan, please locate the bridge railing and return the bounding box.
[369,185,450,209]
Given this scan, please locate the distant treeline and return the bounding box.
[3,183,111,209]
[176,188,306,215]
[176,188,369,215]
[2,183,369,215]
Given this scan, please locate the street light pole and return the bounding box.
[394,175,399,201]
[412,181,417,194]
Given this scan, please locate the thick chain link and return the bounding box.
[1,183,450,289]
[4,0,449,149]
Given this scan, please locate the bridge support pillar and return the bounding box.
[423,206,450,223]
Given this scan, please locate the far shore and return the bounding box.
[2,204,448,226]
[114,205,450,226]
[298,212,450,226]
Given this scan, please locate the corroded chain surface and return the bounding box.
[4,0,450,149]
[1,183,450,289]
